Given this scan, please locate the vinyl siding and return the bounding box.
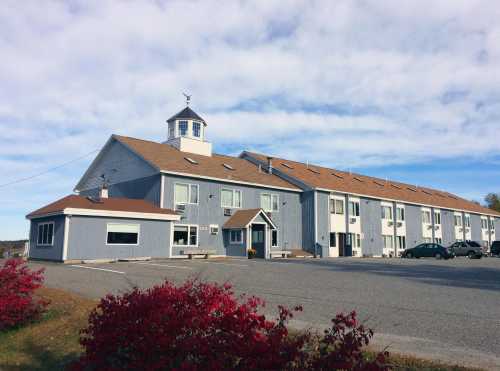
[470,214,482,242]
[66,216,171,260]
[28,215,66,261]
[405,204,422,249]
[77,139,157,192]
[441,209,455,246]
[81,175,161,207]
[316,191,330,257]
[360,198,382,256]
[301,191,316,254]
[163,174,303,257]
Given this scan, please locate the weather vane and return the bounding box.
[183,92,191,106]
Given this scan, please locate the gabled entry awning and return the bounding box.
[223,209,277,230]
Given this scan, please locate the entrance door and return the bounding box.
[338,233,346,257]
[251,224,266,258]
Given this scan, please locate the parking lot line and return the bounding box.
[193,261,249,267]
[134,262,194,270]
[70,265,125,274]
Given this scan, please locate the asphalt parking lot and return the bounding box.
[26,257,500,369]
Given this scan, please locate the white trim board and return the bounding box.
[315,187,500,218]
[160,170,301,193]
[28,208,181,221]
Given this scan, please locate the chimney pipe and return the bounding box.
[100,185,109,199]
[267,156,273,174]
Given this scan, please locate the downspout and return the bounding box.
[431,207,436,243]
[345,194,350,256]
[462,212,466,241]
[487,216,492,249]
[314,191,318,257]
[393,202,398,256]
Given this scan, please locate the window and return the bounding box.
[193,122,201,137]
[261,193,279,212]
[381,205,393,220]
[356,234,361,249]
[454,215,462,227]
[178,120,188,136]
[435,237,442,244]
[464,215,471,228]
[37,222,54,246]
[396,236,406,250]
[382,235,393,249]
[174,183,198,205]
[329,232,336,247]
[168,122,175,139]
[330,199,344,214]
[490,220,495,231]
[348,201,360,216]
[221,189,242,208]
[396,207,405,221]
[230,229,243,244]
[481,218,488,229]
[107,224,139,245]
[210,225,219,235]
[422,210,431,224]
[271,230,279,247]
[173,225,198,246]
[434,211,441,225]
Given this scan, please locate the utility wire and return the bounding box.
[0,149,99,189]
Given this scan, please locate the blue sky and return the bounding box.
[1,0,500,239]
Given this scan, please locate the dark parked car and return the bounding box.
[491,241,500,256]
[448,241,483,258]
[402,243,454,259]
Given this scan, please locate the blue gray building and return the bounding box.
[27,106,500,262]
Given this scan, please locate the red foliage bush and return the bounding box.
[72,279,389,371]
[0,259,48,330]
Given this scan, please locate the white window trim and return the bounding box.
[37,221,55,247]
[229,229,243,244]
[172,224,199,247]
[271,229,279,247]
[434,210,441,225]
[261,193,279,212]
[421,209,432,224]
[106,223,140,246]
[221,188,242,209]
[174,182,199,205]
[381,205,393,220]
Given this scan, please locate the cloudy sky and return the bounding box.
[1,0,500,239]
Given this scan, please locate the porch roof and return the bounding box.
[223,208,277,230]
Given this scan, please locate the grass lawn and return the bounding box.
[0,287,484,371]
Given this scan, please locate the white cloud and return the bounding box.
[1,0,500,238]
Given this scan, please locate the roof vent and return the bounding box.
[332,172,344,179]
[373,180,385,187]
[407,186,417,192]
[307,168,320,175]
[353,176,363,182]
[422,190,433,196]
[86,196,104,204]
[184,157,198,165]
[281,162,294,169]
[223,163,235,171]
[391,184,402,190]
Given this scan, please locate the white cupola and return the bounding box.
[165,105,212,157]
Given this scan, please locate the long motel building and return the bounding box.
[26,105,500,262]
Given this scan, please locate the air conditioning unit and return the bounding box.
[175,204,186,213]
[466,228,470,233]
[435,225,440,230]
[427,225,433,230]
[349,217,356,224]
[210,225,219,235]
[387,221,394,227]
[459,228,463,232]
[224,208,232,216]
[266,212,272,218]
[396,222,403,228]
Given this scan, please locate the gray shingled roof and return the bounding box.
[167,106,206,123]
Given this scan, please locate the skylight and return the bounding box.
[391,184,402,190]
[223,163,235,171]
[184,157,198,165]
[332,172,344,179]
[407,186,417,192]
[307,168,320,174]
[281,163,294,169]
[422,190,433,196]
[353,176,363,182]
[373,180,385,187]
